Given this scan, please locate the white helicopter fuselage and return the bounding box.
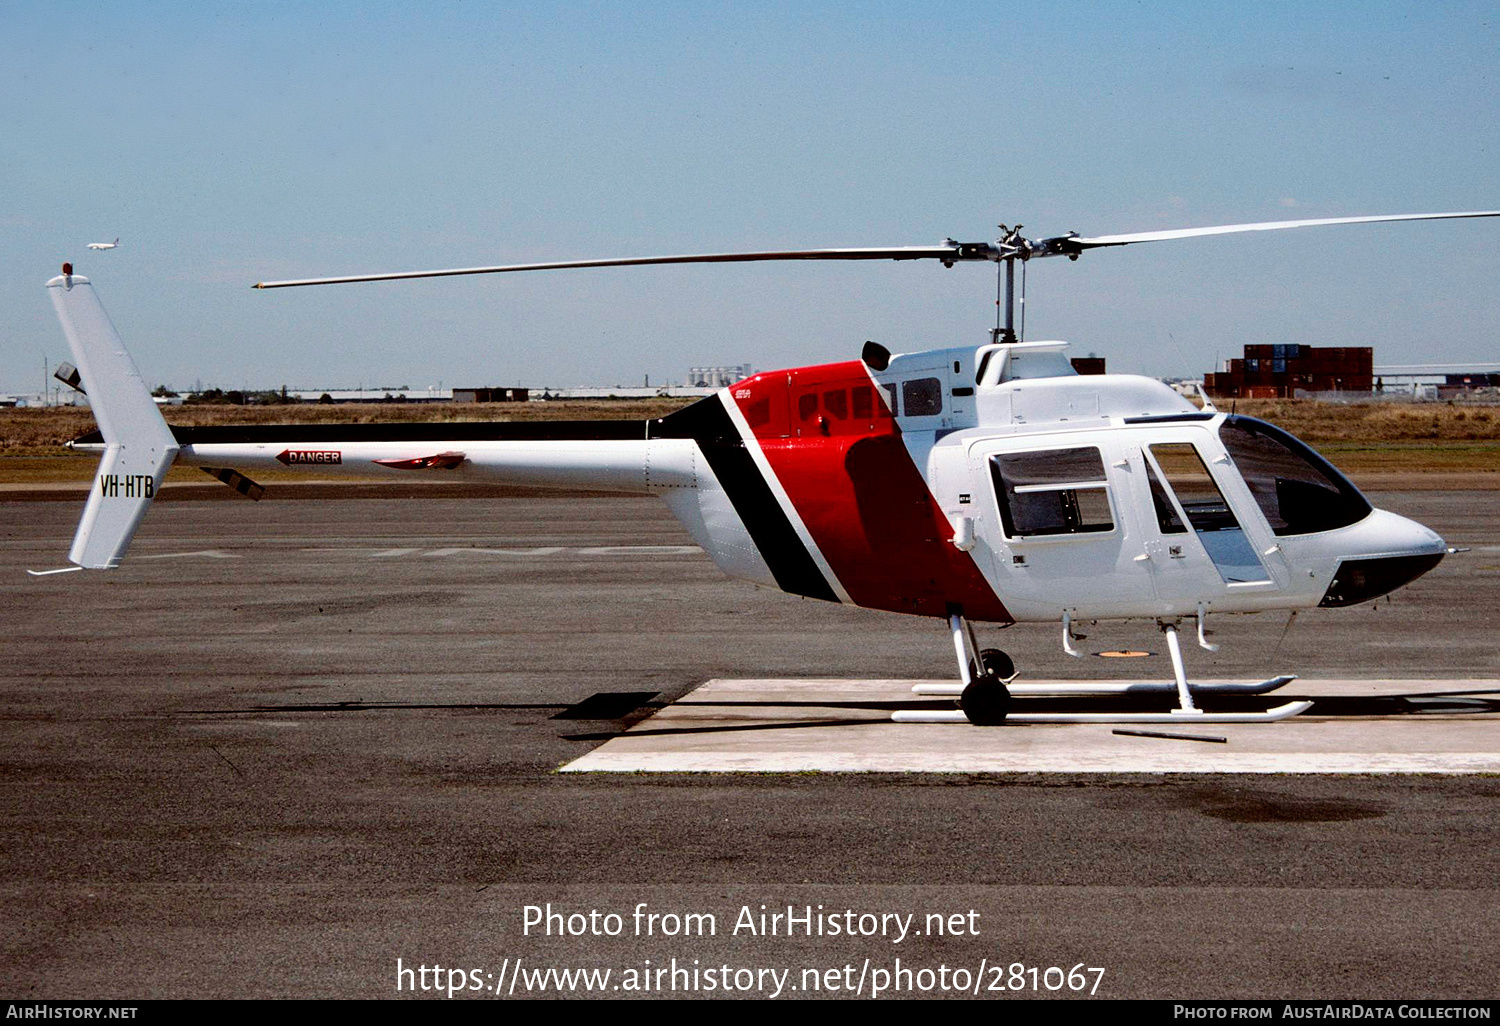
[44,271,1456,724]
[46,209,1490,722]
[923,373,1444,623]
[146,336,1445,628]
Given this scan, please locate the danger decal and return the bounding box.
[276,449,343,466]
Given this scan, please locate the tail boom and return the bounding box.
[173,436,695,494]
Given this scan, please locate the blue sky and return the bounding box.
[3,1,1497,391]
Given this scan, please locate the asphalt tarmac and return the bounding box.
[1,489,1497,999]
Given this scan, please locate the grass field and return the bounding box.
[1226,399,1500,477]
[2,397,1496,486]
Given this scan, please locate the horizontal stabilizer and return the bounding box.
[54,361,85,395]
[200,466,266,500]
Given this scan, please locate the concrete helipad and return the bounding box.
[561,677,1500,773]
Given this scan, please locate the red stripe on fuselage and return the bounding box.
[730,362,1011,622]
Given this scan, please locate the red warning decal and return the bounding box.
[276,449,342,465]
[373,452,467,470]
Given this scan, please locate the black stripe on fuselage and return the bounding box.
[651,397,837,603]
[75,421,650,447]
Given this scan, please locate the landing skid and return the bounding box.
[909,675,1297,698]
[925,608,1310,726]
[893,700,1313,725]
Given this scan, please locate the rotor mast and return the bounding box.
[992,225,1027,346]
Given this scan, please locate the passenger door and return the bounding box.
[1136,428,1285,607]
[970,434,1157,620]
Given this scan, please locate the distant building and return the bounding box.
[453,387,530,403]
[1371,364,1500,398]
[0,392,88,408]
[1204,344,1372,398]
[283,388,451,404]
[687,364,753,388]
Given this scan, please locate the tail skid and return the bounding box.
[43,272,178,569]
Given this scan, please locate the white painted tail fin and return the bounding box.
[47,272,178,569]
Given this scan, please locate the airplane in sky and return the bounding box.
[86,238,119,251]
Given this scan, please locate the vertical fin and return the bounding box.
[47,272,179,569]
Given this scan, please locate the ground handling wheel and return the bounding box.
[978,648,1015,678]
[958,672,1012,726]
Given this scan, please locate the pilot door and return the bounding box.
[972,434,1156,620]
[1134,428,1286,612]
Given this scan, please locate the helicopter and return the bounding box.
[37,210,1499,725]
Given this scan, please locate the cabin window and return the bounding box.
[882,382,898,416]
[1148,441,1269,584]
[990,447,1113,538]
[823,389,848,420]
[1148,444,1239,532]
[902,377,943,417]
[975,349,996,384]
[1218,416,1371,535]
[797,393,819,422]
[851,384,873,419]
[1145,461,1187,534]
[745,397,771,429]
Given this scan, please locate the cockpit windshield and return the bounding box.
[1218,416,1371,536]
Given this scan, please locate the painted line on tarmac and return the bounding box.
[137,549,240,560]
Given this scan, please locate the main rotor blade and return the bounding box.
[252,210,1498,288]
[251,243,992,289]
[1059,210,1500,251]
